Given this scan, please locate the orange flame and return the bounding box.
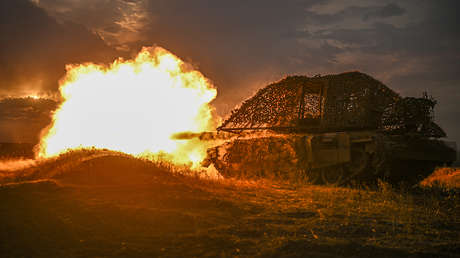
[38,46,217,168]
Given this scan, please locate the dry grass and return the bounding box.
[419,167,460,190]
[0,151,459,257]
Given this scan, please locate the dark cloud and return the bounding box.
[0,98,55,122]
[302,3,405,26]
[304,2,460,87]
[0,98,57,143]
[0,0,118,96]
[36,0,150,50]
[363,3,405,21]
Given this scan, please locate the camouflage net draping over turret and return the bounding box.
[381,94,446,137]
[220,76,307,130]
[219,72,445,138]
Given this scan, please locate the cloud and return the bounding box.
[36,0,150,51]
[301,2,406,31]
[363,3,405,21]
[0,98,57,143]
[0,0,118,97]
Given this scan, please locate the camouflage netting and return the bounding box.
[219,72,445,138]
[382,94,446,137]
[219,72,399,132]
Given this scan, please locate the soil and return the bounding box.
[0,154,458,257]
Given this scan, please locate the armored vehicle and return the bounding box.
[204,72,456,185]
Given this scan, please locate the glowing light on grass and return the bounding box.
[38,46,217,168]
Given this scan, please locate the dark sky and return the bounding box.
[1,0,459,145]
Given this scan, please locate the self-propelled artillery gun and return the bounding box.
[203,72,456,185]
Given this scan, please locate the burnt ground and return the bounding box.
[0,153,459,257]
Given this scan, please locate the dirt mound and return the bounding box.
[0,150,186,186]
[52,155,171,186]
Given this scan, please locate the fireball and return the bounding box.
[38,46,217,168]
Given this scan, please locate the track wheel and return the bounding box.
[305,168,321,184]
[321,166,346,186]
[345,148,370,180]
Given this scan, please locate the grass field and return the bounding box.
[0,151,459,257]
